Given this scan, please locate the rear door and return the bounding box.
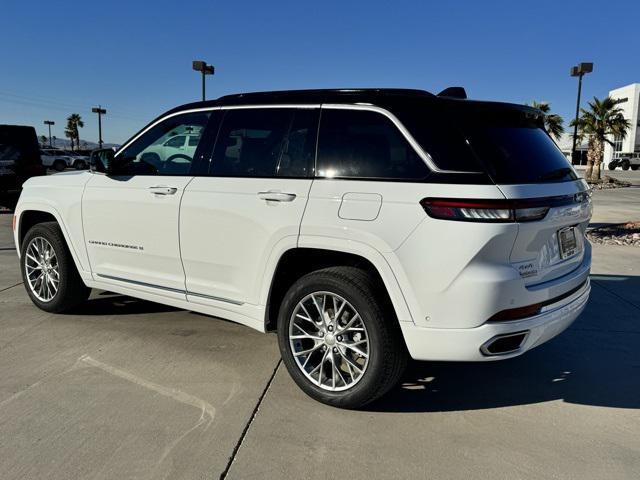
[180,106,319,306]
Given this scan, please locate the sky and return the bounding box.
[1,0,638,145]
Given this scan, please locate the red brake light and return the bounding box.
[419,195,587,223]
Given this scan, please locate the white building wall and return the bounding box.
[604,83,640,166]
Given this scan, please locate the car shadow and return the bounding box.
[69,292,179,316]
[368,274,640,413]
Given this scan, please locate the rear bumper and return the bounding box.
[400,278,590,361]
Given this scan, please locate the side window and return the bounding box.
[210,108,316,178]
[316,109,430,180]
[115,112,211,176]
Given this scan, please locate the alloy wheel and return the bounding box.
[288,291,370,391]
[24,236,60,302]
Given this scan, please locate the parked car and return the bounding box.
[13,88,592,408]
[135,132,202,173]
[63,151,90,170]
[0,124,44,199]
[40,149,73,171]
[609,153,640,170]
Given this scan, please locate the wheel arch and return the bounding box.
[263,245,413,332]
[16,205,88,276]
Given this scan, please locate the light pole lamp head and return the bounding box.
[571,62,593,76]
[192,60,215,75]
[44,120,55,125]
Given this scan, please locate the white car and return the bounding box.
[13,89,592,408]
[135,133,201,174]
[40,149,73,171]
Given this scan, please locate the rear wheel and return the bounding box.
[608,163,616,170]
[21,222,90,313]
[277,266,407,409]
[631,165,638,171]
[621,160,630,171]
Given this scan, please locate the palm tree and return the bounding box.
[64,129,75,151]
[66,114,84,151]
[572,96,631,181]
[528,101,564,141]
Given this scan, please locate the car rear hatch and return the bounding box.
[451,101,592,286]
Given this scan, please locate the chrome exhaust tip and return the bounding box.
[480,331,530,356]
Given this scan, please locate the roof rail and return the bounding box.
[437,87,467,99]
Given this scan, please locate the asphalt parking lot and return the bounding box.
[0,172,639,480]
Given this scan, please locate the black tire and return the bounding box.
[631,165,638,171]
[74,160,86,170]
[608,163,616,170]
[20,222,91,313]
[53,160,66,172]
[621,160,630,171]
[277,266,407,409]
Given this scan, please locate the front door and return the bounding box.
[82,110,213,296]
[180,107,319,306]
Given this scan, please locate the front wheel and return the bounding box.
[622,160,630,171]
[608,163,616,170]
[21,222,91,313]
[631,165,639,171]
[277,267,407,409]
[53,160,66,172]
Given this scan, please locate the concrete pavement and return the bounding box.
[0,177,639,480]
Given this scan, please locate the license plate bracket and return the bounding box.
[558,226,578,259]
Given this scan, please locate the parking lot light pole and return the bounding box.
[570,62,593,163]
[44,120,55,148]
[91,106,107,149]
[192,60,215,101]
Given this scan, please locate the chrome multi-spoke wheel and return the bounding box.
[289,291,370,391]
[24,236,60,302]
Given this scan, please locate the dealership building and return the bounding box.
[560,82,640,168]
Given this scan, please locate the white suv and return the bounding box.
[13,89,592,408]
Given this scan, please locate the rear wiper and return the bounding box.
[538,167,573,181]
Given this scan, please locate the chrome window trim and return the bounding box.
[115,105,320,157]
[115,102,481,174]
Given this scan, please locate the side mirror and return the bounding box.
[89,148,115,175]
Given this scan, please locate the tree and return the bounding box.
[572,96,631,181]
[39,135,48,147]
[64,129,75,151]
[66,113,84,151]
[528,101,564,141]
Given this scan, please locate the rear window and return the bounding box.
[464,126,577,184]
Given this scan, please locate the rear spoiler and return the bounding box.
[437,87,467,99]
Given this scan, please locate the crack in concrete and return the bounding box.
[219,359,281,480]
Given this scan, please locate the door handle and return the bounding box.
[149,186,178,195]
[257,191,296,202]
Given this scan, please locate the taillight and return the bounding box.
[420,194,585,223]
[420,198,549,222]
